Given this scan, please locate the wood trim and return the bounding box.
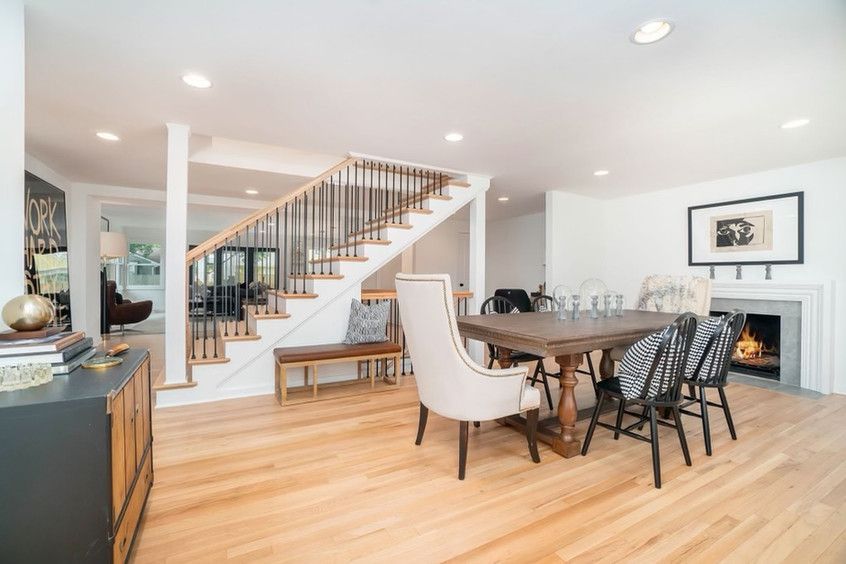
[186,156,360,263]
[361,289,473,301]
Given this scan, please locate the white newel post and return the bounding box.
[468,186,487,364]
[164,123,190,384]
[0,0,25,329]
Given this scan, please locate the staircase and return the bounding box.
[156,156,487,406]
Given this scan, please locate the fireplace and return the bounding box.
[711,311,781,380]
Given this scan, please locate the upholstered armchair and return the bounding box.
[395,273,541,480]
[106,281,153,331]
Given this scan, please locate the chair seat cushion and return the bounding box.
[274,342,402,364]
[519,382,541,411]
[596,376,623,395]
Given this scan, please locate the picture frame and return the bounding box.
[687,192,804,266]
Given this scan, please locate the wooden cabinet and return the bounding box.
[0,349,153,563]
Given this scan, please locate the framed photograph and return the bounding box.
[688,192,803,265]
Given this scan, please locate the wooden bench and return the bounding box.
[273,342,403,405]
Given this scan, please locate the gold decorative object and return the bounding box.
[2,294,55,331]
[82,356,124,369]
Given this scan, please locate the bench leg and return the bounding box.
[396,355,402,386]
[312,365,318,399]
[304,365,309,387]
[369,358,375,389]
[277,364,288,405]
[274,362,282,405]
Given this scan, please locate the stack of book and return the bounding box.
[0,331,95,376]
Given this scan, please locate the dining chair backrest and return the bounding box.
[480,295,520,360]
[395,273,527,420]
[637,312,698,402]
[493,289,532,312]
[532,294,556,312]
[692,309,746,386]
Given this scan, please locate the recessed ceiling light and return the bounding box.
[96,131,120,141]
[497,196,509,202]
[245,188,259,195]
[593,170,610,176]
[182,73,212,89]
[631,20,674,44]
[780,118,810,129]
[444,132,464,142]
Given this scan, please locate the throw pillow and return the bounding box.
[618,326,679,399]
[343,299,390,344]
[686,315,734,382]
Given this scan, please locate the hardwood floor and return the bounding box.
[131,378,846,563]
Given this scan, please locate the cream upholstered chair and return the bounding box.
[610,275,712,362]
[395,273,541,480]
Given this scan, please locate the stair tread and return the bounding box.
[289,273,344,280]
[310,256,369,263]
[351,223,412,237]
[268,290,319,299]
[330,239,391,250]
[219,320,261,341]
[368,208,433,224]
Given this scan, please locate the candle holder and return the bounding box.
[590,295,599,319]
[615,294,624,316]
[570,295,580,320]
[603,293,613,317]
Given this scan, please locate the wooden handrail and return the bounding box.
[186,156,360,263]
[361,288,473,301]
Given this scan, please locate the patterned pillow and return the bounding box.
[618,327,679,399]
[686,315,734,382]
[343,299,389,344]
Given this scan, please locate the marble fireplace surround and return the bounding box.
[710,281,834,394]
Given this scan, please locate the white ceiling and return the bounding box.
[24,0,846,219]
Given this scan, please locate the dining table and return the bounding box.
[456,309,680,458]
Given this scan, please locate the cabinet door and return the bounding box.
[122,378,136,487]
[133,367,144,463]
[110,386,127,523]
[141,358,152,449]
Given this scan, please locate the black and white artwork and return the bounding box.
[688,192,803,266]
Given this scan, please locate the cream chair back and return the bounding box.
[395,273,530,421]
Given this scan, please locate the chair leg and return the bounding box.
[613,398,626,439]
[530,361,540,385]
[581,392,606,456]
[718,387,737,440]
[687,382,697,400]
[637,404,649,431]
[458,421,469,480]
[587,353,599,397]
[473,421,480,428]
[649,406,662,489]
[700,388,712,456]
[672,407,692,466]
[415,403,428,445]
[526,408,541,463]
[538,362,554,410]
[487,357,494,369]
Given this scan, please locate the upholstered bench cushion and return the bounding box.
[274,342,402,364]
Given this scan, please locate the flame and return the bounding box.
[734,325,764,360]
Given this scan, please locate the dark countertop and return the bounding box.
[0,348,148,409]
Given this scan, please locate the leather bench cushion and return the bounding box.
[274,342,402,364]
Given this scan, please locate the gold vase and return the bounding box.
[2,294,56,331]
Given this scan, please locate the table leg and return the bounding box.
[552,353,583,457]
[600,349,615,380]
[497,347,513,369]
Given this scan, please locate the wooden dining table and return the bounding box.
[456,309,679,458]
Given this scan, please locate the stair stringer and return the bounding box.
[156,174,488,407]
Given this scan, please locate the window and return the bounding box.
[126,242,163,288]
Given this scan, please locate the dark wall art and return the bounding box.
[24,171,72,328]
[688,192,804,266]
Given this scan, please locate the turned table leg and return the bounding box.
[552,353,582,458]
[600,349,615,380]
[497,347,513,369]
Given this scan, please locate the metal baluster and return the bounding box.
[343,167,350,257]
[212,245,218,358]
[368,162,373,240]
[201,250,208,359]
[328,178,334,275]
[282,203,288,297]
[353,164,358,257]
[275,208,280,312]
[376,162,382,240]
[264,213,270,315]
[319,182,326,275]
[302,190,308,290]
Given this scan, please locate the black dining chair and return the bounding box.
[480,296,553,410]
[581,313,698,488]
[494,288,532,313]
[531,294,600,397]
[680,310,746,456]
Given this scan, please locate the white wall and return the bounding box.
[486,212,545,298]
[0,1,25,329]
[546,157,846,393]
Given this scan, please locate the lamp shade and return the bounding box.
[100,231,128,259]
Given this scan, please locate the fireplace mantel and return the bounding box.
[711,280,834,393]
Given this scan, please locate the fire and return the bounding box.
[734,325,763,360]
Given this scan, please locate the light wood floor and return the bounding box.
[132,377,846,563]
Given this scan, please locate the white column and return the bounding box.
[67,188,102,342]
[0,0,25,329]
[468,186,487,363]
[164,123,190,384]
